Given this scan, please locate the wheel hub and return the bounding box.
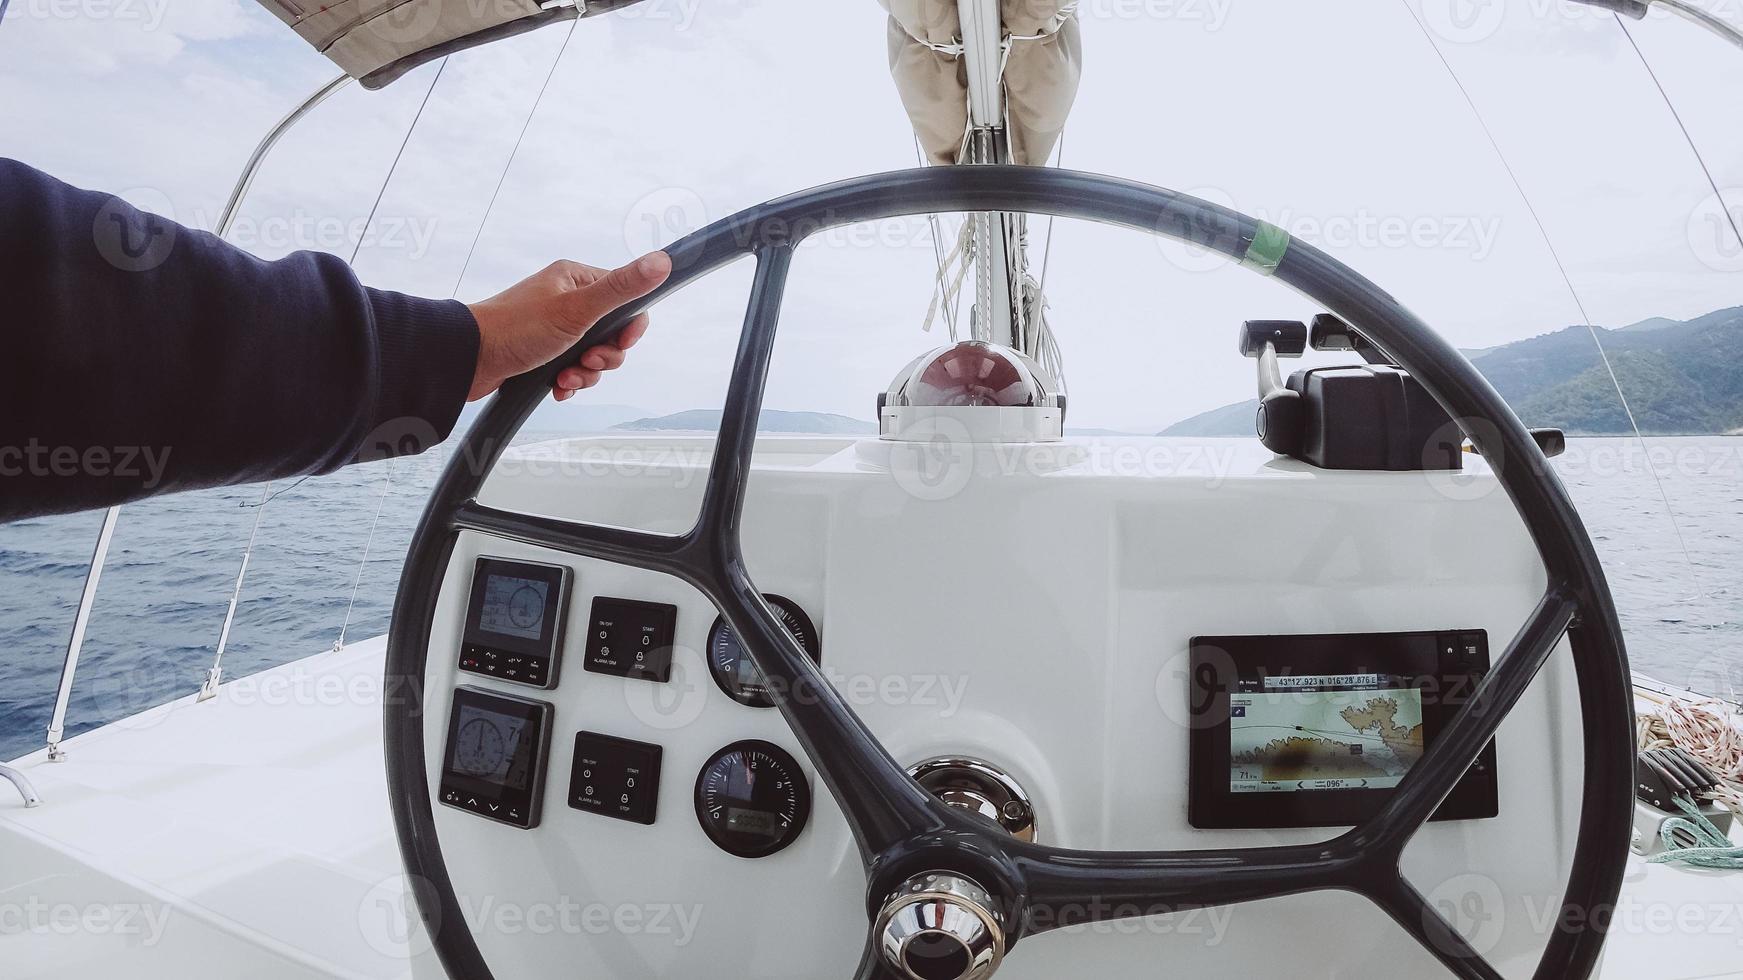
[875,873,1005,980]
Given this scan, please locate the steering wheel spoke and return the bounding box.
[693,245,794,545]
[1354,586,1580,855]
[1010,839,1352,935]
[451,501,690,576]
[711,583,949,857]
[1368,872,1507,980]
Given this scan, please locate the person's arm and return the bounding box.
[0,159,668,523]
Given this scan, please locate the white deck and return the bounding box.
[3,638,1741,978]
[0,637,439,980]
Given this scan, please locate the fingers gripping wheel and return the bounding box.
[385,167,1635,980]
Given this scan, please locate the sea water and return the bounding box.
[2,435,1738,762]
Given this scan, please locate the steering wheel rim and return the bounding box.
[385,165,1635,980]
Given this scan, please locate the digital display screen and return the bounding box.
[725,807,782,839]
[1229,673,1425,794]
[476,574,550,641]
[451,703,532,790]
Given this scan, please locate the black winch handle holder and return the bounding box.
[1239,320,1309,457]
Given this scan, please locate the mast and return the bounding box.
[957,0,1025,352]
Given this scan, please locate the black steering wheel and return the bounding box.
[386,166,1635,980]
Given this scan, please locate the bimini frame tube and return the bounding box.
[1579,0,1743,50]
[44,73,352,759]
[1655,0,1743,51]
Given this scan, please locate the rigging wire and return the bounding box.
[241,473,314,507]
[1033,129,1067,382]
[206,57,449,682]
[1614,14,1743,258]
[349,58,449,267]
[1037,129,1064,298]
[335,29,575,650]
[333,30,575,650]
[915,134,963,341]
[1397,0,1708,599]
[451,19,579,299]
[334,461,395,651]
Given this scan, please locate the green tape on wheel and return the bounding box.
[1240,221,1290,276]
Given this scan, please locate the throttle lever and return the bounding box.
[1238,320,1308,457]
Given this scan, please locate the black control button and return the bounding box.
[570,732,662,825]
[459,644,551,688]
[584,598,678,684]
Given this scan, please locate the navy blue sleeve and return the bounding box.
[0,158,481,522]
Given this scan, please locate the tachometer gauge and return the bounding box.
[694,740,811,858]
[706,595,820,708]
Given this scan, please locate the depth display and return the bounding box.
[1229,674,1425,794]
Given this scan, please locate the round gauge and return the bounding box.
[694,740,811,858]
[706,595,820,708]
[506,584,545,630]
[454,716,508,777]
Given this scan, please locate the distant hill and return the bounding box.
[612,409,877,434]
[1160,306,1743,437]
[1159,400,1259,438]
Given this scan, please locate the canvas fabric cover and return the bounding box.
[880,0,1082,165]
[254,0,546,79]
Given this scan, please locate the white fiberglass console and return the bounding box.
[413,432,1580,979]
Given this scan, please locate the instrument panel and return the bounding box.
[419,436,1575,980]
[441,558,822,857]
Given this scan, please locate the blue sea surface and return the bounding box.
[2,435,1739,762]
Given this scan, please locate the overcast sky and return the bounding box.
[1,0,1738,432]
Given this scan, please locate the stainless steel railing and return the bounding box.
[44,73,352,760]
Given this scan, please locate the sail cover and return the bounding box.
[880,0,1082,166]
[251,0,645,89]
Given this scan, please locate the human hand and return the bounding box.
[465,251,672,402]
